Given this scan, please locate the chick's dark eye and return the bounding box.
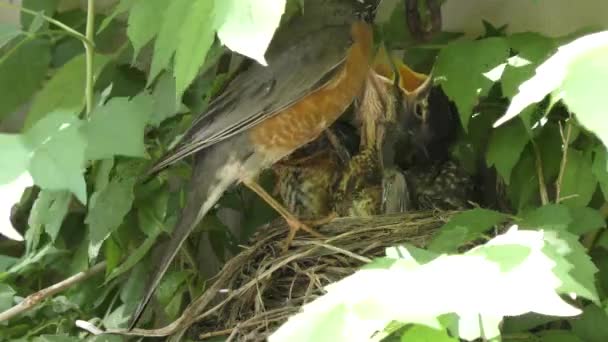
[414,102,424,119]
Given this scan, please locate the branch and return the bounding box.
[0,262,106,322]
[555,120,573,203]
[0,1,94,49]
[84,0,96,115]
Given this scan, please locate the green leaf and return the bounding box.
[28,190,71,242]
[567,207,605,235]
[33,335,79,342]
[540,330,584,342]
[149,73,181,126]
[0,283,16,312]
[137,187,169,236]
[570,304,608,342]
[0,38,51,120]
[543,230,599,302]
[25,53,110,129]
[98,0,137,34]
[592,145,608,199]
[428,208,508,253]
[215,0,286,65]
[560,148,597,207]
[21,0,58,30]
[496,31,608,128]
[401,325,457,342]
[0,23,22,48]
[270,228,581,342]
[501,33,556,99]
[86,178,135,260]
[148,0,193,84]
[83,94,153,160]
[174,0,216,100]
[126,0,169,60]
[561,44,608,149]
[24,111,87,203]
[0,134,30,184]
[486,118,529,184]
[520,204,572,231]
[435,38,509,129]
[106,230,160,282]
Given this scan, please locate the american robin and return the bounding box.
[131,0,380,328]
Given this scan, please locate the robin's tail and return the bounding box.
[129,145,241,329]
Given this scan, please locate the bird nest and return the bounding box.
[185,210,457,341]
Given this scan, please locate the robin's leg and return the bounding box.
[242,179,326,248]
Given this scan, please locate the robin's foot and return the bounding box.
[242,179,329,250]
[282,212,336,251]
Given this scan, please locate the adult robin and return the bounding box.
[130,0,380,328]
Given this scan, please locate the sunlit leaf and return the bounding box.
[215,0,286,66]
[83,94,153,160]
[270,227,581,342]
[24,111,87,203]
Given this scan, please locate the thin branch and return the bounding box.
[0,262,106,322]
[0,1,94,49]
[531,141,549,205]
[555,120,573,203]
[84,0,96,115]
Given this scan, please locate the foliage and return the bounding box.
[0,0,608,341]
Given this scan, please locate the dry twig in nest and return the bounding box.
[181,210,457,341]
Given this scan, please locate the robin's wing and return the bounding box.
[147,24,354,175]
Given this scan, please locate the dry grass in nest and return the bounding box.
[184,210,458,341]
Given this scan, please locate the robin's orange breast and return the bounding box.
[250,21,373,159]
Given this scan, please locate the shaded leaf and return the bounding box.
[560,148,597,207]
[174,0,216,100]
[0,283,16,312]
[149,73,181,126]
[148,0,192,84]
[520,204,572,231]
[126,0,168,59]
[86,178,135,260]
[486,118,529,184]
[592,145,608,199]
[0,23,22,48]
[435,38,509,129]
[28,190,71,242]
[570,304,608,342]
[106,230,160,282]
[0,38,51,120]
[428,208,508,253]
[567,207,605,235]
[25,54,110,129]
